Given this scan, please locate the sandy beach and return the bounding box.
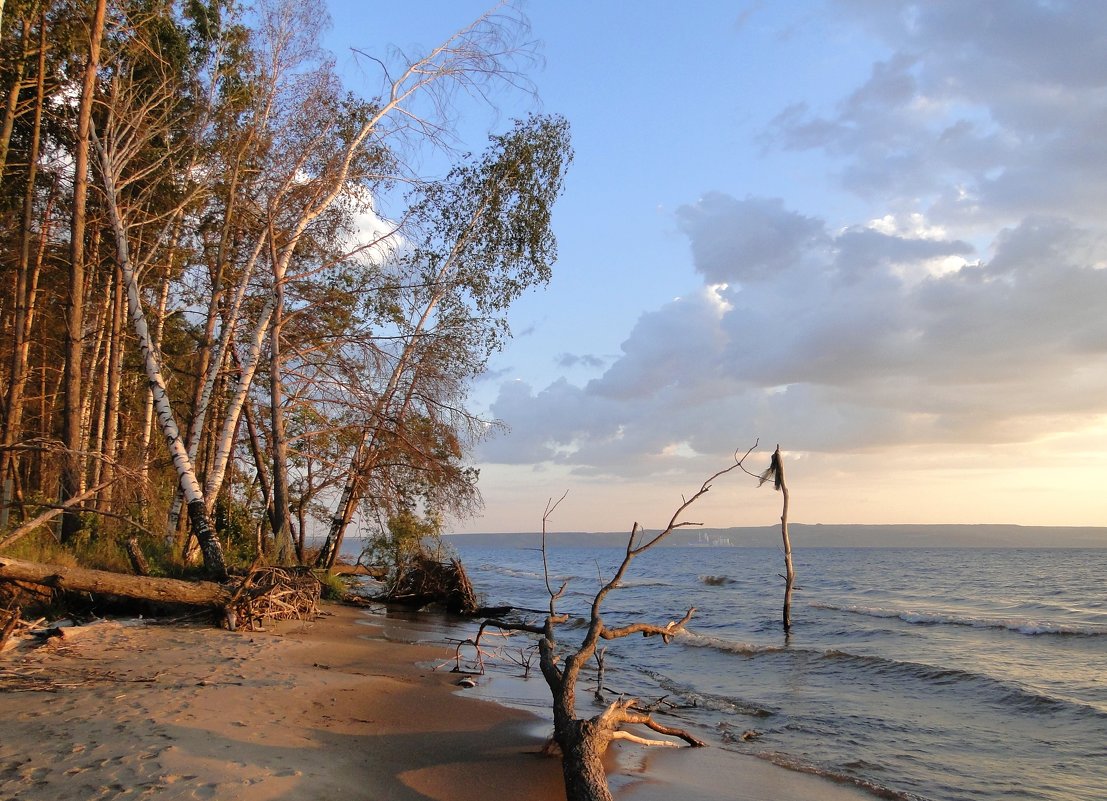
[0,604,873,801]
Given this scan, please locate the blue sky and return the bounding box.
[325,1,1107,536]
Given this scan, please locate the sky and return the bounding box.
[324,1,1107,536]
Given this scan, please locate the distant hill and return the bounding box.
[446,524,1107,549]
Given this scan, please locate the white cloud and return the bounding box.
[476,0,1107,493]
[481,203,1107,472]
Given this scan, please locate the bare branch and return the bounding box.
[601,607,696,644]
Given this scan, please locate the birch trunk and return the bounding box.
[315,200,490,569]
[93,129,228,581]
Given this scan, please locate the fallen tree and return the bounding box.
[0,555,231,606]
[0,557,321,631]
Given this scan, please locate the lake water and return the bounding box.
[430,545,1107,801]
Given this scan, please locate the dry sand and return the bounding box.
[0,604,874,801]
[0,605,563,801]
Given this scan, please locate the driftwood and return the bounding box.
[225,567,320,630]
[387,556,478,614]
[757,444,794,631]
[0,557,322,632]
[495,454,756,801]
[0,555,231,606]
[0,606,20,652]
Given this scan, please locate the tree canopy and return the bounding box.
[0,0,571,576]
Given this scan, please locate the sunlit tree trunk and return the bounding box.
[140,264,172,493]
[0,14,30,176]
[98,263,125,512]
[267,230,295,563]
[1,15,47,521]
[60,0,108,543]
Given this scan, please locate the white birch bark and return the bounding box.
[92,127,228,580]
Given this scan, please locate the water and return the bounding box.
[444,545,1107,801]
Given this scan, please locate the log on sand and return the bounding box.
[0,555,231,607]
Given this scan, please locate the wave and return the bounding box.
[678,630,1107,721]
[819,649,1088,713]
[679,630,791,657]
[811,602,1107,636]
[476,563,547,581]
[635,666,775,718]
[753,751,927,801]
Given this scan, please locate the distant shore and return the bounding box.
[0,604,872,801]
[447,523,1107,549]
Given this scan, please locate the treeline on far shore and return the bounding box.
[446,524,1107,550]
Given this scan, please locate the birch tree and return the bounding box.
[315,113,571,568]
[90,69,230,577]
[0,0,562,578]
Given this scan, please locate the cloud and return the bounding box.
[675,194,827,283]
[480,201,1107,471]
[556,352,608,369]
[476,0,1107,482]
[768,1,1107,225]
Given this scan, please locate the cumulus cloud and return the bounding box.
[770,1,1107,226]
[482,202,1106,471]
[477,0,1107,480]
[675,194,827,284]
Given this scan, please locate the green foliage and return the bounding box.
[0,0,568,579]
[361,509,447,588]
[316,570,349,601]
[212,497,261,568]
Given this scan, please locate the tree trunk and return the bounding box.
[0,555,230,607]
[140,265,172,493]
[0,15,46,514]
[775,446,794,631]
[98,263,125,512]
[202,292,276,510]
[558,718,614,801]
[92,129,229,581]
[0,15,29,175]
[267,256,294,564]
[60,0,108,543]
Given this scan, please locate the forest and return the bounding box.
[0,0,571,583]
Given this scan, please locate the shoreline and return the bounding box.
[0,603,873,801]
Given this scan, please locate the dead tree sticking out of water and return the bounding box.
[758,445,793,631]
[476,453,753,801]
